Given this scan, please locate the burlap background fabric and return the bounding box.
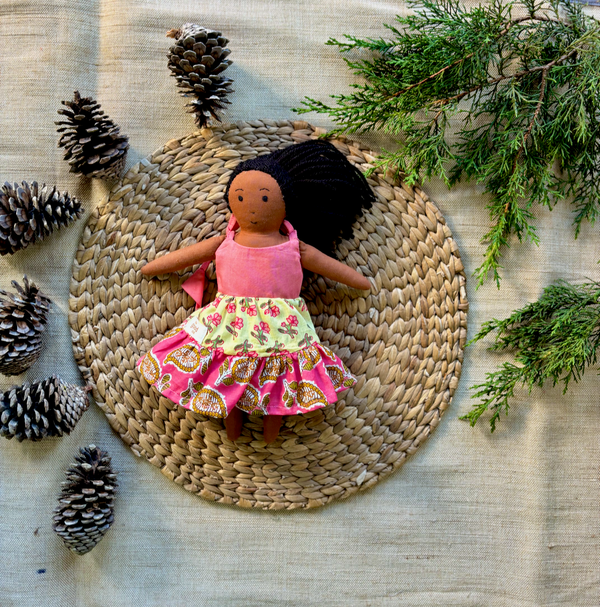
[0,1,598,605]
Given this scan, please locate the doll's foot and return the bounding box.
[263,415,283,444]
[225,407,244,441]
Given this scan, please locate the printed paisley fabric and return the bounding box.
[137,293,356,417]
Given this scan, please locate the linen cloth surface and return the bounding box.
[0,1,598,606]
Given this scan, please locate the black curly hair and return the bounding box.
[224,139,375,256]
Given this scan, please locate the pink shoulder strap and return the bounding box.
[226,215,238,239]
[282,220,297,240]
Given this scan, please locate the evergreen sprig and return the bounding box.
[295,0,600,287]
[464,279,600,430]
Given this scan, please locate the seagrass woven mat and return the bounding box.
[69,119,468,510]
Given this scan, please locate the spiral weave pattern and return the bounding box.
[69,120,468,510]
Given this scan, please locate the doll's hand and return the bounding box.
[299,241,371,290]
[141,235,226,276]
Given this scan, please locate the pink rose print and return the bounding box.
[279,317,299,338]
[214,297,222,307]
[227,302,236,314]
[207,313,222,326]
[251,321,271,345]
[231,317,244,330]
[270,305,280,317]
[246,305,258,316]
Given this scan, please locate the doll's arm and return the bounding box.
[299,242,371,290]
[141,235,226,276]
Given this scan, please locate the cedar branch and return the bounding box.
[390,15,560,99]
[297,1,600,287]
[432,48,578,109]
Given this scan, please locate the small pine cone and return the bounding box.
[0,276,50,375]
[56,91,129,180]
[53,445,117,555]
[0,181,83,255]
[0,375,89,441]
[166,23,233,127]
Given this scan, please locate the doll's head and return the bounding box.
[227,170,286,235]
[224,140,375,256]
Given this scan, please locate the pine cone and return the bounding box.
[0,276,50,375]
[56,91,129,179]
[53,445,117,555]
[0,181,83,255]
[166,24,233,127]
[0,375,89,441]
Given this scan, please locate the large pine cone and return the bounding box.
[0,276,50,375]
[0,375,89,441]
[0,181,83,255]
[56,91,129,180]
[166,23,233,127]
[53,445,117,555]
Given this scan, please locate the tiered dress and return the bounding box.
[137,217,356,417]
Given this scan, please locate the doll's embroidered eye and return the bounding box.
[238,195,243,201]
[262,195,268,202]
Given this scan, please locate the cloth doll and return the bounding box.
[137,139,374,443]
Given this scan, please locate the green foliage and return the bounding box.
[295,0,600,287]
[464,279,600,431]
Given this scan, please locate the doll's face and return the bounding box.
[228,170,286,233]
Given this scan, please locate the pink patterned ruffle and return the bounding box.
[137,328,355,417]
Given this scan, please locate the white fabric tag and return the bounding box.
[183,316,208,345]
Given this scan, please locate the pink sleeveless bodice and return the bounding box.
[215,216,303,298]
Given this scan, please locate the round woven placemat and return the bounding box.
[69,119,468,510]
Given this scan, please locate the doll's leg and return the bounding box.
[225,406,244,441]
[263,414,283,444]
